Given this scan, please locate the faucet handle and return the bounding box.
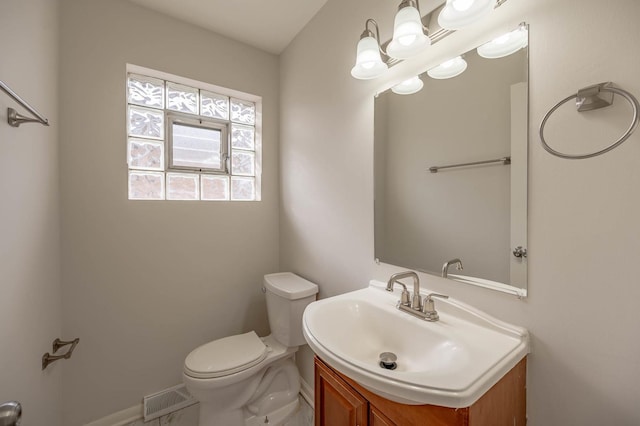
[425,293,449,301]
[400,289,411,306]
[422,293,449,317]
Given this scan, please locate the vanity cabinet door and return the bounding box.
[370,406,394,426]
[315,358,368,426]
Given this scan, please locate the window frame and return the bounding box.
[166,112,229,174]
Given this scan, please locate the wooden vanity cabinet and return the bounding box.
[314,356,526,426]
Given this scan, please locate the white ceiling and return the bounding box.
[128,0,328,54]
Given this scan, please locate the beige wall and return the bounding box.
[281,0,640,424]
[59,1,280,424]
[0,1,62,425]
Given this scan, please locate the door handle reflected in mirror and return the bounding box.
[512,246,527,258]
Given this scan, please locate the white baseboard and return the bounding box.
[300,377,314,409]
[85,378,314,425]
[84,404,143,426]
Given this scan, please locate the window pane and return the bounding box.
[231,124,255,150]
[231,176,255,201]
[128,74,164,109]
[166,173,199,200]
[167,82,199,114]
[128,138,164,170]
[172,123,222,169]
[201,91,229,120]
[128,106,164,139]
[201,175,229,200]
[129,171,164,200]
[230,99,255,124]
[231,151,255,176]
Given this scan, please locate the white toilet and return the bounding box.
[183,272,318,426]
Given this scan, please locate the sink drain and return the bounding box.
[379,352,397,370]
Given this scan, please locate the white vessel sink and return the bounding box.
[302,281,529,408]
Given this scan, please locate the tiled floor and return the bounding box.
[124,396,313,426]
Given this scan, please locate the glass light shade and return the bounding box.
[387,6,431,60]
[477,26,528,58]
[351,36,388,80]
[391,76,424,95]
[427,56,468,79]
[438,0,493,30]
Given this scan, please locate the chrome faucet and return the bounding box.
[386,271,422,310]
[442,258,463,278]
[386,271,449,322]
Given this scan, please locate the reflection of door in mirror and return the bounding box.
[374,40,528,294]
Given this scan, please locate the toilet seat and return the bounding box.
[184,331,268,379]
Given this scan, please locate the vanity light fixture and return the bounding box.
[351,0,431,80]
[351,19,389,80]
[351,0,511,81]
[427,56,468,79]
[438,0,494,30]
[386,0,431,60]
[391,76,424,95]
[477,23,528,58]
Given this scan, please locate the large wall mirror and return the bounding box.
[374,25,529,296]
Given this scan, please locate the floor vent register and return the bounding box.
[143,384,197,421]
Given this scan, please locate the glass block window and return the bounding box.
[127,71,260,201]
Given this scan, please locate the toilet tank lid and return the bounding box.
[264,272,318,300]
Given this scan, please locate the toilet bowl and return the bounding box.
[183,272,318,426]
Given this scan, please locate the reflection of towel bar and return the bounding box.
[429,156,511,173]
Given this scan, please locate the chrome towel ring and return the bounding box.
[539,82,639,159]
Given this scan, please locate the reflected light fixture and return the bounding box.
[477,24,528,58]
[387,0,431,60]
[438,0,494,30]
[426,56,467,79]
[351,19,389,80]
[391,76,424,95]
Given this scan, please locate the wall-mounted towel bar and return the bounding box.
[0,79,49,127]
[42,337,80,370]
[429,156,511,173]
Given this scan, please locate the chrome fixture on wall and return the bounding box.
[539,82,639,159]
[0,79,49,127]
[351,0,516,85]
[42,337,80,370]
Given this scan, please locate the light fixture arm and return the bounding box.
[397,0,430,33]
[362,19,389,58]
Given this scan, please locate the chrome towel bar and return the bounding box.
[429,156,510,173]
[0,79,49,127]
[539,82,639,159]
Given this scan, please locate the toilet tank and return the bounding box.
[263,272,318,347]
